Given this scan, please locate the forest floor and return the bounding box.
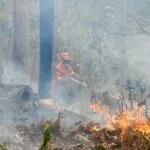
[0,84,150,150]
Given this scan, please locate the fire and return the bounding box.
[89,102,150,135]
[90,102,109,115]
[90,126,101,132]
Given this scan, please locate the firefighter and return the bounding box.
[55,52,76,81]
[52,52,78,104]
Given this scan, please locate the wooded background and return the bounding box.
[0,0,150,92]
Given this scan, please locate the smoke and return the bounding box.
[2,63,27,84]
[2,62,38,92]
[1,0,150,148]
[0,125,41,150]
[55,0,150,86]
[126,35,150,80]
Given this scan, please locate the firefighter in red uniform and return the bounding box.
[55,52,76,81]
[52,52,78,103]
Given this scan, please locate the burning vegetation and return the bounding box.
[89,102,150,149]
[2,99,150,149]
[1,0,150,149]
[36,101,150,150]
[37,85,150,150]
[0,80,149,150]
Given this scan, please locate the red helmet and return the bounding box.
[60,52,71,61]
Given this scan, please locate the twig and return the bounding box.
[76,134,95,147]
[129,14,150,36]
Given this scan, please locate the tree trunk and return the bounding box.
[13,0,29,71]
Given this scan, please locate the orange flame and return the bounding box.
[89,102,150,135]
[90,126,101,132]
[90,102,109,115]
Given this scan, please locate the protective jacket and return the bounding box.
[55,62,75,82]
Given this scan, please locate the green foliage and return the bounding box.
[53,112,61,132]
[39,122,52,150]
[0,142,8,150]
[39,113,61,150]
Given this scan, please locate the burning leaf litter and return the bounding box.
[3,103,149,150]
[1,96,150,150]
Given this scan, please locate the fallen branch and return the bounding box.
[75,134,95,148]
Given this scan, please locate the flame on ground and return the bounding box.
[90,126,101,132]
[90,102,150,135]
[90,101,109,115]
